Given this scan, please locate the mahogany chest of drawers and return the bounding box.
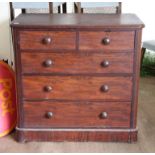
[11,14,144,142]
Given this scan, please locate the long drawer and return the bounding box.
[22,76,132,101]
[21,52,133,74]
[23,101,131,128]
[79,31,135,51]
[19,31,76,50]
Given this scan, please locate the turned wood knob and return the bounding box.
[102,37,110,45]
[44,86,53,92]
[100,85,109,92]
[42,37,52,45]
[43,59,53,67]
[46,112,53,119]
[100,112,108,119]
[101,60,110,67]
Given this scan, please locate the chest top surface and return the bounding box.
[11,13,144,29]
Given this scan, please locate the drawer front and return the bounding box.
[23,101,131,128]
[19,31,76,50]
[23,76,132,101]
[79,31,135,51]
[21,52,133,74]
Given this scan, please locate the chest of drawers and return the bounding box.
[11,14,144,142]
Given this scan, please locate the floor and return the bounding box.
[0,77,155,153]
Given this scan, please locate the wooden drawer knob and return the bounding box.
[102,37,110,45]
[100,85,109,92]
[42,37,52,45]
[43,59,53,67]
[46,112,53,119]
[100,112,108,119]
[44,86,53,92]
[101,60,110,67]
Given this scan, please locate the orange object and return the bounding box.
[0,61,17,137]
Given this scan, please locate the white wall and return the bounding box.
[123,1,155,41]
[0,2,155,67]
[0,2,12,65]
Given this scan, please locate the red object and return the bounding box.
[0,61,17,137]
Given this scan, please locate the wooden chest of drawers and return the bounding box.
[11,14,144,142]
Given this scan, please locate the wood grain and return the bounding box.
[19,31,76,50]
[16,129,137,142]
[79,31,135,51]
[21,52,134,74]
[11,13,144,142]
[23,101,131,128]
[11,14,144,29]
[22,76,132,101]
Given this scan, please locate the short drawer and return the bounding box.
[79,31,135,51]
[23,101,131,128]
[19,31,76,50]
[22,76,132,101]
[21,52,133,74]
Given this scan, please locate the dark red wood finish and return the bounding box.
[11,14,144,142]
[19,31,76,50]
[11,14,144,29]
[23,101,131,128]
[16,130,137,142]
[22,76,132,101]
[79,31,134,51]
[21,52,134,74]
